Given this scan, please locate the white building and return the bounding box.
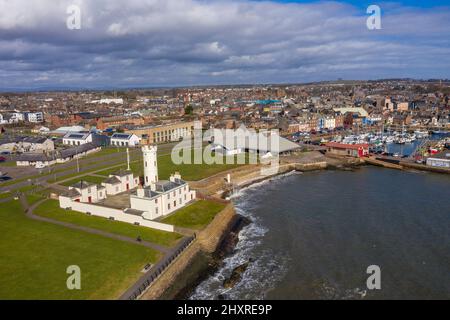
[130,145,196,220]
[59,145,196,227]
[324,117,336,130]
[110,133,140,147]
[63,132,93,146]
[25,112,44,123]
[426,151,450,168]
[90,98,124,105]
[102,170,140,195]
[62,181,107,204]
[0,136,54,154]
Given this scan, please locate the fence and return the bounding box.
[120,234,196,300]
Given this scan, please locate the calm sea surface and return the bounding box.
[190,167,450,300]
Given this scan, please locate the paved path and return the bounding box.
[24,197,171,253]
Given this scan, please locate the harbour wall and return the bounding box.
[139,202,237,300]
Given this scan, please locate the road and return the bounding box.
[0,142,183,193]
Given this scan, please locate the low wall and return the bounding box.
[197,202,236,253]
[139,201,237,300]
[64,200,175,232]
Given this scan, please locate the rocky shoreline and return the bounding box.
[146,153,363,300]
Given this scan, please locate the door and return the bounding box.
[126,183,130,191]
[88,196,92,203]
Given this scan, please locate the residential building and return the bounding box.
[110,133,140,147]
[63,132,93,146]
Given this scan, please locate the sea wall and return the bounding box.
[62,199,175,232]
[139,202,237,300]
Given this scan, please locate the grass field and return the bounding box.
[34,200,182,247]
[61,175,106,187]
[161,200,226,230]
[0,200,159,299]
[96,151,248,181]
[26,194,45,206]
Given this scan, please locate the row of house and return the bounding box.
[62,132,140,147]
[0,136,54,153]
[16,143,101,167]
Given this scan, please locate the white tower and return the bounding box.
[142,145,158,188]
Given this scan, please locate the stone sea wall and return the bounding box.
[139,202,237,300]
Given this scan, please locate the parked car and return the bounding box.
[0,156,6,162]
[35,163,47,169]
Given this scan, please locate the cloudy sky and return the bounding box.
[0,0,449,90]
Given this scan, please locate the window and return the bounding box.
[168,204,171,210]
[184,195,186,201]
[155,198,158,204]
[174,201,176,207]
[155,208,158,215]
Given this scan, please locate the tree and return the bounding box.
[184,105,194,115]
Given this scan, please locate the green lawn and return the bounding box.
[34,200,182,247]
[161,200,226,230]
[0,192,12,200]
[96,150,249,181]
[0,161,17,167]
[0,200,159,300]
[61,175,106,187]
[26,194,45,206]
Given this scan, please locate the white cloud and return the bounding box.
[0,0,449,88]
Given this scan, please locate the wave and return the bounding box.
[190,175,295,300]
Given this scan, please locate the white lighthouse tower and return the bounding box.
[142,145,158,188]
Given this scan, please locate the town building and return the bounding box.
[110,133,140,147]
[426,151,450,168]
[125,121,195,144]
[63,132,93,146]
[0,136,54,153]
[59,145,196,227]
[325,142,369,158]
[65,181,107,204]
[25,112,44,123]
[102,170,140,195]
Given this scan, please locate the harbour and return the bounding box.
[190,167,450,300]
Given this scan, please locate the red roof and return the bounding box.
[325,142,369,150]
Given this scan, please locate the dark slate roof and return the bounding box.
[0,136,49,145]
[63,132,91,140]
[104,176,121,185]
[155,179,186,193]
[428,151,450,160]
[111,133,133,140]
[72,181,94,190]
[16,153,55,162]
[112,169,133,177]
[124,208,145,216]
[62,189,81,198]
[136,189,159,199]
[59,143,98,158]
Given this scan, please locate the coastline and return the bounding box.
[138,152,361,300]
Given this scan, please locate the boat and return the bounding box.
[414,130,429,139]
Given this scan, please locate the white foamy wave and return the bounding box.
[318,282,367,300]
[228,170,301,200]
[190,200,289,300]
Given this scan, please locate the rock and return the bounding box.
[223,261,250,289]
